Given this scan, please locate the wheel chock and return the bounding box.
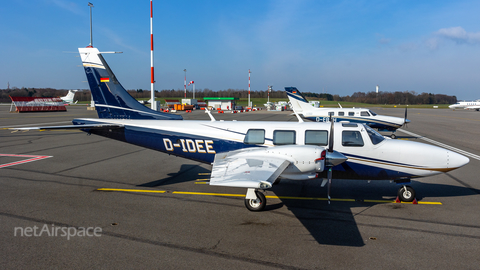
[412,198,418,204]
[395,196,401,203]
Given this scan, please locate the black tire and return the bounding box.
[244,191,266,211]
[397,186,415,202]
[391,134,397,139]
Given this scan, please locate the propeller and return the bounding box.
[403,107,410,128]
[325,115,347,204]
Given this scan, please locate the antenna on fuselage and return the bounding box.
[205,109,216,121]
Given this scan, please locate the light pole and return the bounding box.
[183,69,187,99]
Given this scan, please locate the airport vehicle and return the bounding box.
[285,87,409,138]
[12,46,470,211]
[448,100,480,110]
[60,90,78,104]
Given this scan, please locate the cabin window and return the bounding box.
[348,112,355,116]
[361,111,370,116]
[273,130,296,145]
[305,130,328,146]
[338,112,344,116]
[342,131,364,147]
[244,129,265,144]
[365,125,385,145]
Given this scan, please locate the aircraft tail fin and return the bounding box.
[285,87,315,114]
[65,90,77,100]
[78,47,182,120]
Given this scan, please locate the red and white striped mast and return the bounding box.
[248,69,251,108]
[150,0,156,110]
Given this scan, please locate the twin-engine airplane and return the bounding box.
[11,45,470,211]
[285,87,409,138]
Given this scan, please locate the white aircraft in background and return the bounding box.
[11,45,469,211]
[139,98,153,105]
[448,100,480,111]
[60,90,78,104]
[285,87,410,139]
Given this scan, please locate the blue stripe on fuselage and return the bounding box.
[73,119,260,164]
[320,160,415,180]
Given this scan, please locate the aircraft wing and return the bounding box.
[210,148,291,189]
[9,124,124,131]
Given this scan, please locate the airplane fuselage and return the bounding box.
[73,118,467,181]
[449,100,480,110]
[301,108,405,131]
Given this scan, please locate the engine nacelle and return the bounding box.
[262,145,327,179]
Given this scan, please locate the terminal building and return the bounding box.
[203,97,239,110]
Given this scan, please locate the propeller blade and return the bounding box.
[328,117,334,153]
[327,167,332,204]
[404,107,408,128]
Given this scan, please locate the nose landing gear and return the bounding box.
[397,185,416,202]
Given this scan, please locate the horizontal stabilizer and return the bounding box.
[9,124,123,131]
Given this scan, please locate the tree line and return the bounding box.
[1,87,456,105]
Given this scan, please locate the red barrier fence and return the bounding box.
[10,96,67,112]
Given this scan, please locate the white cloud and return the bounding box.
[436,26,480,44]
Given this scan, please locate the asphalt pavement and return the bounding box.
[1,105,479,269]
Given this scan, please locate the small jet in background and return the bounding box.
[139,98,153,105]
[60,90,78,104]
[285,87,410,139]
[448,100,480,111]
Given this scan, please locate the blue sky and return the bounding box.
[1,0,480,100]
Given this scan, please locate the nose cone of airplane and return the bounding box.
[447,151,470,170]
[405,118,411,124]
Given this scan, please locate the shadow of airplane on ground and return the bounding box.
[137,165,479,247]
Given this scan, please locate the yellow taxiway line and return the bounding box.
[96,188,442,205]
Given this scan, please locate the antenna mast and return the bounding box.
[150,0,156,110]
[88,3,94,47]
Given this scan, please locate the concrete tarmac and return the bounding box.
[1,105,479,269]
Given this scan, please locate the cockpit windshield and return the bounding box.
[364,125,385,145]
[369,110,377,116]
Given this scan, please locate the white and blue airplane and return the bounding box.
[285,87,410,138]
[12,45,470,211]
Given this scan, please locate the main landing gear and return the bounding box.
[244,188,266,211]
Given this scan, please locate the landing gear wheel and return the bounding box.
[244,191,266,211]
[397,185,415,202]
[390,133,397,139]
